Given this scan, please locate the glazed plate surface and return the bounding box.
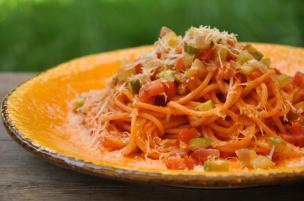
[2,44,304,188]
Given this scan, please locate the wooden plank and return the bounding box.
[0,73,303,201]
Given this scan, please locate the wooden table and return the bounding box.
[0,73,303,201]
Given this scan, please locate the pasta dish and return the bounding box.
[71,26,304,171]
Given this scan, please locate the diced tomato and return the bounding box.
[177,128,200,144]
[280,134,297,145]
[163,81,177,98]
[281,121,304,147]
[191,148,220,163]
[138,80,177,104]
[227,52,237,61]
[290,121,304,136]
[151,66,161,80]
[293,72,303,86]
[198,48,214,62]
[248,70,263,80]
[184,156,195,170]
[165,158,187,170]
[175,58,185,72]
[165,157,194,170]
[187,77,201,91]
[282,134,304,147]
[134,64,143,74]
[139,80,165,103]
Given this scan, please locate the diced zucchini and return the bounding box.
[204,160,229,172]
[185,59,206,78]
[117,67,134,81]
[157,70,176,81]
[252,51,264,61]
[276,75,291,88]
[195,100,214,111]
[217,45,229,61]
[261,57,271,66]
[129,79,141,93]
[183,53,196,68]
[244,44,264,60]
[184,42,200,55]
[267,136,286,151]
[73,96,86,112]
[251,155,275,169]
[237,51,253,64]
[189,137,212,150]
[238,65,256,76]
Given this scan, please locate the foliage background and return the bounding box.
[0,0,303,71]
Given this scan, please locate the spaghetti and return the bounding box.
[72,26,304,171]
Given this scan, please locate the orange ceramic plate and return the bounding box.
[2,43,304,188]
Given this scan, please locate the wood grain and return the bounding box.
[0,73,303,201]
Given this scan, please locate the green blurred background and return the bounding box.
[0,0,303,72]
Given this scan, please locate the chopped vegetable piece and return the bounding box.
[191,148,220,163]
[165,158,187,170]
[175,58,185,72]
[117,67,134,81]
[252,51,264,61]
[134,64,143,74]
[204,160,229,172]
[151,66,162,80]
[185,59,206,78]
[276,75,291,88]
[163,81,177,98]
[129,79,141,93]
[138,81,176,103]
[244,44,264,60]
[251,155,275,169]
[235,148,257,168]
[184,43,200,55]
[217,45,229,61]
[290,121,304,136]
[183,54,195,68]
[177,128,200,144]
[283,121,304,147]
[165,156,194,170]
[238,65,256,76]
[184,156,195,170]
[293,72,303,86]
[237,51,253,64]
[157,70,176,81]
[177,82,187,95]
[167,36,178,47]
[261,57,271,66]
[198,48,214,62]
[267,136,286,151]
[189,137,212,150]
[139,81,165,103]
[195,100,214,111]
[73,96,85,112]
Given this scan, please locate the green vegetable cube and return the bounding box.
[204,160,229,171]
